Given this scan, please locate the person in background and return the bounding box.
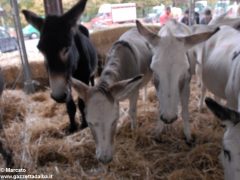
[181,9,200,26]
[181,9,192,25]
[159,6,173,25]
[200,8,212,24]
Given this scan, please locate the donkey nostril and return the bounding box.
[160,115,177,124]
[160,115,167,123]
[99,155,113,164]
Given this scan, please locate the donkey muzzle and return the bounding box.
[96,148,113,164]
[160,114,178,124]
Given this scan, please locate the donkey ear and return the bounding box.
[109,75,143,101]
[177,27,220,49]
[136,20,159,46]
[22,10,44,31]
[71,77,89,101]
[62,0,88,27]
[205,97,240,127]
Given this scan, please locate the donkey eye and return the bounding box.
[63,47,70,55]
[60,47,70,62]
[223,149,231,162]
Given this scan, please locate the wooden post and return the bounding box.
[43,0,63,15]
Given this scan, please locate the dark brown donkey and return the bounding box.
[22,0,98,132]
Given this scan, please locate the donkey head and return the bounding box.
[136,20,218,124]
[22,0,88,103]
[71,75,142,164]
[205,97,240,180]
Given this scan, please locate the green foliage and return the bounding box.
[0,0,221,27]
[0,0,14,27]
[0,0,44,27]
[19,0,44,27]
[19,0,34,9]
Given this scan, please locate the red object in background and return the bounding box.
[90,13,113,28]
[159,12,173,25]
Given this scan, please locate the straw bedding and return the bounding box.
[0,76,224,180]
[0,25,224,179]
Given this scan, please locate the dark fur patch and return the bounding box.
[128,75,143,84]
[232,50,240,61]
[112,40,137,62]
[95,81,114,102]
[205,97,240,125]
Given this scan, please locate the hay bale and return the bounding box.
[30,60,48,87]
[1,65,21,88]
[0,51,47,88]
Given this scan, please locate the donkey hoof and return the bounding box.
[151,131,164,143]
[185,136,196,147]
[79,122,88,130]
[68,125,78,134]
[153,136,164,143]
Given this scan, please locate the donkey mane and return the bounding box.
[96,40,137,102]
[113,40,136,59]
[93,81,114,102]
[102,40,137,81]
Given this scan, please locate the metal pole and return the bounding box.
[189,0,192,26]
[11,0,35,94]
[43,0,63,15]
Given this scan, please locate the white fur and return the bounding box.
[196,26,240,110]
[136,20,217,143]
[221,122,240,180]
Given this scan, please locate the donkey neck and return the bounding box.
[98,41,137,87]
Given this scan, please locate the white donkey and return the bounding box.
[136,20,218,143]
[205,97,240,180]
[188,15,240,111]
[71,27,152,164]
[193,26,240,111]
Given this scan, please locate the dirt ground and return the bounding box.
[0,75,224,180]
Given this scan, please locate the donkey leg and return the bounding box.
[180,80,193,145]
[129,91,139,129]
[78,98,88,129]
[66,98,78,133]
[198,82,206,112]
